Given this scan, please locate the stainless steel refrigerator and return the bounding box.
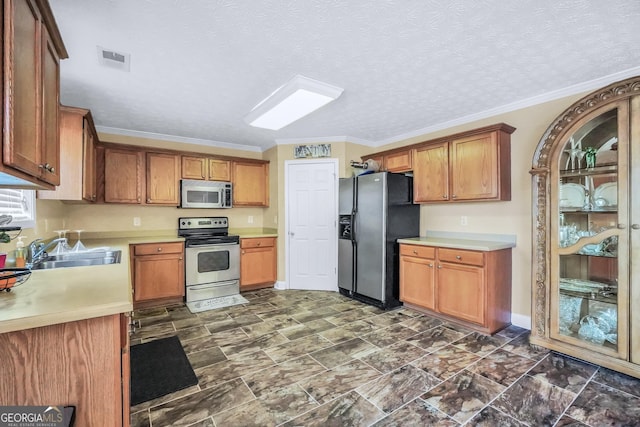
[338,172,420,309]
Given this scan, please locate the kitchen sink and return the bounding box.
[30,250,122,270]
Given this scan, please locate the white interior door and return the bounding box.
[286,159,338,291]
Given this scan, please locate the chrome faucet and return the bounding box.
[27,237,67,268]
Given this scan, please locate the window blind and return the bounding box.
[0,189,35,227]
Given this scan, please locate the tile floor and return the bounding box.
[129,289,640,427]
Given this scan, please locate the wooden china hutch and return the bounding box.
[530,76,640,378]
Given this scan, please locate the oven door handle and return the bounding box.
[188,280,239,291]
[186,242,239,248]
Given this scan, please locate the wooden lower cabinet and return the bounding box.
[0,313,130,427]
[131,242,185,307]
[240,237,277,290]
[399,243,512,334]
[399,245,436,310]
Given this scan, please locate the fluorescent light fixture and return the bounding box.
[245,75,343,130]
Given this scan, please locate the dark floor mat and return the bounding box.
[130,335,198,406]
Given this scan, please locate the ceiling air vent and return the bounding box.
[97,46,131,72]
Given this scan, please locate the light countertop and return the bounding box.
[232,228,278,238]
[0,235,184,334]
[397,236,516,251]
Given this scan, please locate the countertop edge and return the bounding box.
[397,237,516,251]
[0,301,133,334]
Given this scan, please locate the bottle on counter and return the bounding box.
[14,236,26,268]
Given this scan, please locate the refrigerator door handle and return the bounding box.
[350,211,356,241]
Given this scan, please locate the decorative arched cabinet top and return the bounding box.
[532,76,640,172]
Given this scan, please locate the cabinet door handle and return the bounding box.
[412,250,418,255]
[428,263,433,268]
[632,224,640,230]
[452,194,457,199]
[442,194,447,198]
[456,255,462,260]
[157,247,162,252]
[257,242,261,246]
[242,250,245,254]
[437,265,442,269]
[617,223,627,229]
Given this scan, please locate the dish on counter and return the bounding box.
[593,182,617,207]
[559,183,586,208]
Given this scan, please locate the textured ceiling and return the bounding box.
[50,0,640,151]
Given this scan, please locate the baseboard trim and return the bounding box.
[511,313,531,330]
[274,281,288,290]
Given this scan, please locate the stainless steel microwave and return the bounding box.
[180,179,232,209]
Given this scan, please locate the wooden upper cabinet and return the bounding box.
[2,0,67,188]
[450,132,502,201]
[384,149,412,172]
[209,159,231,181]
[414,142,449,202]
[104,147,143,204]
[40,26,61,186]
[181,156,231,181]
[146,152,180,205]
[232,161,269,207]
[38,106,98,202]
[181,156,207,180]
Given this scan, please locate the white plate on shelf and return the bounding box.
[594,182,617,207]
[559,183,586,208]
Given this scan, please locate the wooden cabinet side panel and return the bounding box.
[414,143,449,202]
[498,130,512,201]
[104,148,142,203]
[450,133,499,200]
[0,315,123,426]
[437,263,485,325]
[400,255,436,310]
[82,121,97,201]
[484,249,512,332]
[146,152,180,205]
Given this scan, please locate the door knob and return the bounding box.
[632,224,640,230]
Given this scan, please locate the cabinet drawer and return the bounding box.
[241,237,276,249]
[438,248,484,266]
[134,242,184,256]
[400,244,435,259]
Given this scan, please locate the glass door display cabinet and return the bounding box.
[531,76,640,378]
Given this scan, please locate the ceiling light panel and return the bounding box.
[245,75,343,130]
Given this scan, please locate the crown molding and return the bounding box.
[274,135,374,146]
[95,126,262,152]
[373,66,640,147]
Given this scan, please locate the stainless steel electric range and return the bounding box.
[178,217,240,311]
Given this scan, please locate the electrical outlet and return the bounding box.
[248,215,254,224]
[460,216,468,226]
[133,217,141,227]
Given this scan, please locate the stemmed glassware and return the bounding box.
[71,230,86,253]
[50,230,70,255]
